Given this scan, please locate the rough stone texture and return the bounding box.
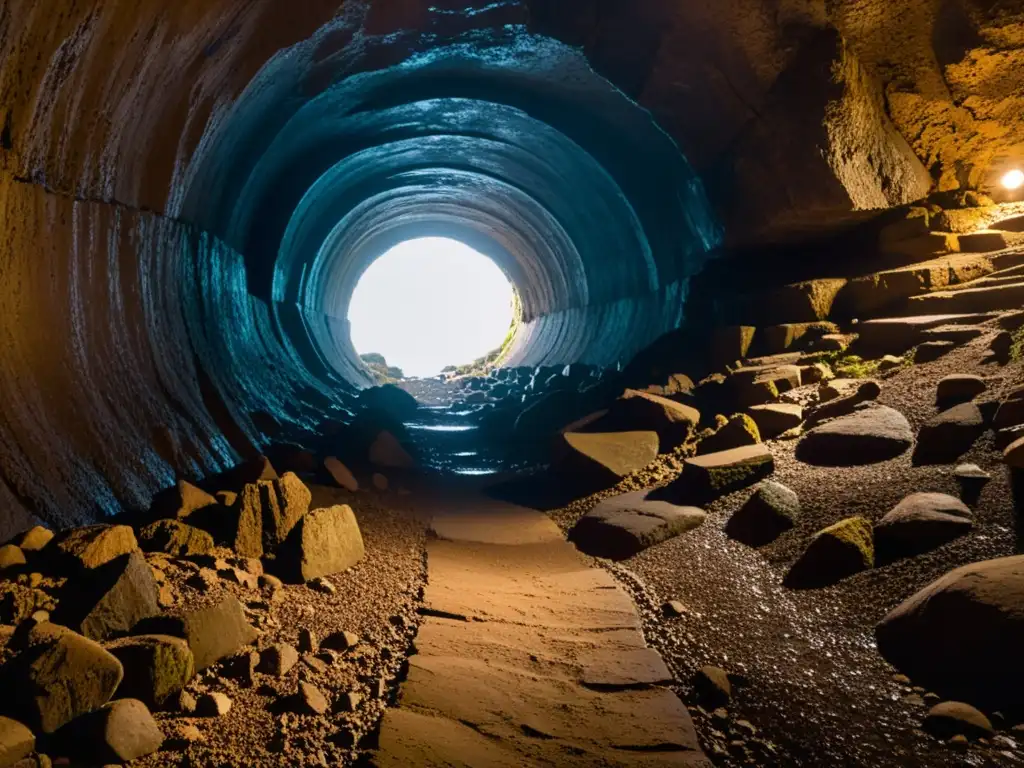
[711,326,756,367]
[874,493,973,561]
[0,623,124,734]
[569,490,706,560]
[56,698,164,763]
[551,431,660,493]
[105,634,195,709]
[936,374,987,407]
[0,717,34,767]
[56,551,161,641]
[656,444,775,506]
[137,519,215,557]
[798,405,913,466]
[784,516,874,589]
[274,505,366,584]
[133,594,257,671]
[52,525,138,571]
[697,413,761,455]
[912,403,986,465]
[726,481,801,547]
[876,555,1024,713]
[747,403,804,439]
[15,527,53,553]
[599,390,700,451]
[258,643,299,677]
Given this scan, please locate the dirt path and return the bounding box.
[373,481,710,767]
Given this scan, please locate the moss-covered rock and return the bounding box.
[654,444,774,506]
[106,634,195,709]
[697,413,761,455]
[784,516,874,588]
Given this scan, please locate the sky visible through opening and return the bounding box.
[348,237,515,378]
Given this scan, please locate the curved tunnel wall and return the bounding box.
[1,0,977,530]
[181,33,721,375]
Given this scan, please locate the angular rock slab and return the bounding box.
[56,551,161,641]
[397,654,704,765]
[274,504,365,583]
[569,491,706,560]
[797,405,913,466]
[551,431,659,493]
[654,444,774,506]
[133,594,257,671]
[54,698,163,763]
[876,555,1024,713]
[747,403,804,439]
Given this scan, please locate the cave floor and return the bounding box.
[374,476,710,767]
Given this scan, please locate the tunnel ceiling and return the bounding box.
[0,0,1022,529]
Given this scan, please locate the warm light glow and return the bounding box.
[348,238,515,378]
[1002,169,1024,190]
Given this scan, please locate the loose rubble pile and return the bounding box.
[0,454,424,767]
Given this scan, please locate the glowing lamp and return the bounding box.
[1002,169,1024,190]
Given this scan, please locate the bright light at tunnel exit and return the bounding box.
[348,238,516,378]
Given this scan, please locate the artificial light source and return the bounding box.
[1001,169,1024,190]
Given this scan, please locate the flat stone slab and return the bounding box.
[400,655,705,766]
[375,491,709,768]
[414,618,670,690]
[654,444,774,505]
[569,491,706,560]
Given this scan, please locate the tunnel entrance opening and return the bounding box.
[347,237,517,380]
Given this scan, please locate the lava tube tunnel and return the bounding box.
[4,3,1024,767]
[0,8,725,530]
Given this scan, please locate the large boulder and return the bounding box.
[796,405,913,466]
[569,491,706,560]
[654,444,774,506]
[876,556,1024,713]
[784,517,874,588]
[54,698,163,763]
[137,519,214,558]
[0,623,123,733]
[599,390,700,451]
[922,701,994,741]
[551,431,659,494]
[51,525,138,571]
[912,403,985,465]
[725,481,800,547]
[55,551,161,641]
[133,595,257,671]
[105,635,195,709]
[274,505,366,584]
[874,493,973,561]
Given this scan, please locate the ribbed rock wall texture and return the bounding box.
[0,0,1021,528]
